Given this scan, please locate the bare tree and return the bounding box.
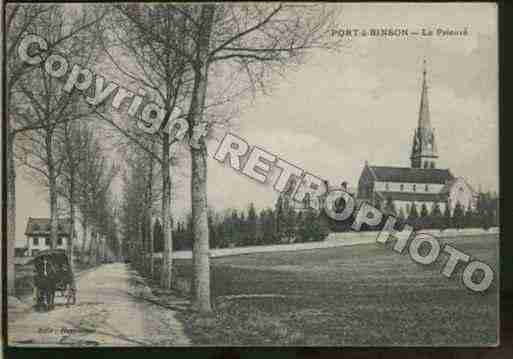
[12,6,101,249]
[4,3,106,294]
[86,4,340,312]
[56,121,94,270]
[170,4,341,313]
[95,4,196,289]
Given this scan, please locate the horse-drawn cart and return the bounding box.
[31,249,76,310]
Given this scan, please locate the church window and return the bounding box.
[413,184,416,192]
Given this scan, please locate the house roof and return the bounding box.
[368,166,454,184]
[375,191,447,203]
[25,217,72,236]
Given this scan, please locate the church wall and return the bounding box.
[448,178,477,214]
[374,181,444,193]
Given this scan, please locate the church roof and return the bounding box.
[368,166,454,184]
[375,191,447,203]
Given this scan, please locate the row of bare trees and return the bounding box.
[109,3,342,313]
[5,4,108,294]
[6,3,342,314]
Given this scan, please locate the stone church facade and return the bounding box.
[357,62,477,216]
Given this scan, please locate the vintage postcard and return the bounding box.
[3,2,499,348]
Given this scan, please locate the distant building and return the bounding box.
[15,247,28,257]
[277,178,357,213]
[24,217,73,257]
[357,61,477,216]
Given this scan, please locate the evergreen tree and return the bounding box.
[397,208,406,220]
[231,210,241,246]
[216,221,226,248]
[409,203,419,219]
[408,202,419,228]
[464,204,474,228]
[275,196,284,236]
[385,197,397,216]
[266,208,277,244]
[453,201,464,229]
[247,203,258,245]
[296,211,307,242]
[442,203,452,229]
[208,211,217,248]
[419,203,429,229]
[430,202,442,229]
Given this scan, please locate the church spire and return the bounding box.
[418,59,431,129]
[411,59,438,169]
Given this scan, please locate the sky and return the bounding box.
[14,3,498,246]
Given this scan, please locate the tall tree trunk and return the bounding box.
[46,128,58,249]
[138,219,144,272]
[160,133,173,289]
[149,216,154,278]
[88,230,95,266]
[6,128,16,295]
[81,218,88,263]
[147,153,154,278]
[69,178,76,272]
[190,4,216,313]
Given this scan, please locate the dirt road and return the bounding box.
[8,263,191,346]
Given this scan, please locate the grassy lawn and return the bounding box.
[174,234,499,346]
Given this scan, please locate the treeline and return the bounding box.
[155,201,331,251]
[153,192,499,251]
[326,191,499,232]
[398,193,499,231]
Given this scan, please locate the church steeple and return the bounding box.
[411,59,438,169]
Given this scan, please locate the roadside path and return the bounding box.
[8,263,191,346]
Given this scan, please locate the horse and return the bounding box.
[34,257,57,311]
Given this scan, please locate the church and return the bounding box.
[276,62,477,218]
[357,62,477,217]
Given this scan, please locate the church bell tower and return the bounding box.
[410,59,438,169]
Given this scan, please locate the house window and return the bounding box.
[33,237,39,246]
[400,184,404,191]
[424,161,428,169]
[425,184,429,192]
[32,249,39,256]
[45,237,50,246]
[385,183,389,191]
[413,184,416,192]
[57,237,63,246]
[33,224,40,231]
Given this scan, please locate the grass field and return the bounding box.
[174,234,499,346]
